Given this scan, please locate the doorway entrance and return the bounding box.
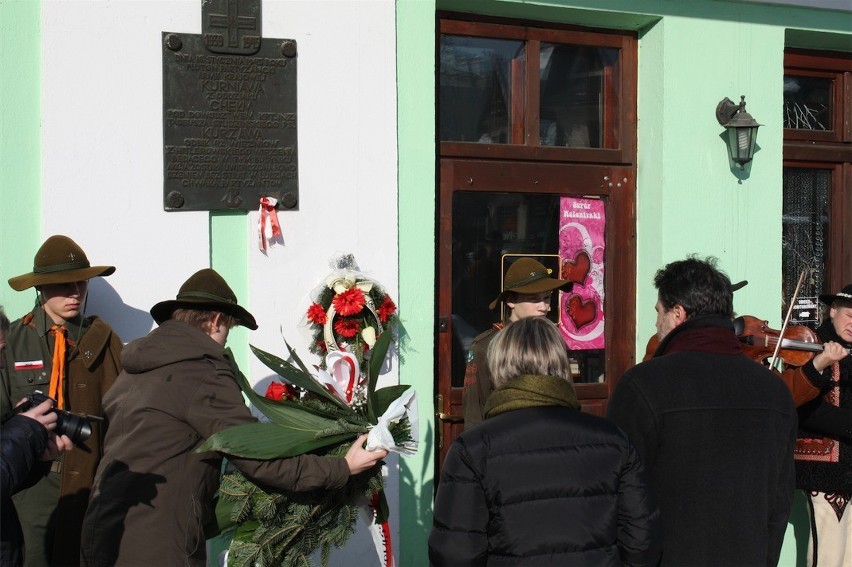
[434,15,639,470]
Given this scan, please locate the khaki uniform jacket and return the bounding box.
[1,307,122,566]
[80,320,350,567]
[462,327,500,430]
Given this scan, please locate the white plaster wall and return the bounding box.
[40,1,399,565]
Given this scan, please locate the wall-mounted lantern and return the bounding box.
[716,95,762,170]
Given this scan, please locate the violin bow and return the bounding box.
[769,270,807,370]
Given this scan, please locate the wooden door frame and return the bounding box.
[435,159,636,467]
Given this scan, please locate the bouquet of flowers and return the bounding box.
[198,262,416,567]
[304,254,399,371]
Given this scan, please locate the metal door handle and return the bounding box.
[436,394,464,449]
[437,412,463,423]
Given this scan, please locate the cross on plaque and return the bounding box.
[201,0,261,55]
[208,0,257,48]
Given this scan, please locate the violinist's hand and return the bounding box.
[813,341,849,372]
[344,434,387,475]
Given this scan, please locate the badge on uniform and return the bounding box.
[14,360,43,370]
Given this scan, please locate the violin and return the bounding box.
[733,315,850,367]
[642,334,660,362]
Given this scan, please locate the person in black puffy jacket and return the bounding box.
[429,317,661,566]
[1,396,73,567]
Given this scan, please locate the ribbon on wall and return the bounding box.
[258,196,282,253]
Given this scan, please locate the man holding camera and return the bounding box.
[1,235,123,566]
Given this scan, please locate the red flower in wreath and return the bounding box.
[307,303,327,325]
[332,288,366,317]
[264,381,298,401]
[377,296,397,323]
[334,318,361,339]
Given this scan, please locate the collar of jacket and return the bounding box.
[654,314,741,357]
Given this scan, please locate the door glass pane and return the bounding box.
[783,75,832,131]
[439,36,525,143]
[782,167,831,328]
[539,44,619,148]
[451,191,605,388]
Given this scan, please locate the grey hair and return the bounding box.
[487,317,572,388]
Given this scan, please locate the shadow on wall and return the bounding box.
[85,278,153,343]
[399,420,434,565]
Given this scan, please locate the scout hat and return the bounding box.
[8,235,115,291]
[150,268,258,330]
[489,257,573,310]
[819,284,852,306]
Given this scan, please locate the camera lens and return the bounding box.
[56,412,93,444]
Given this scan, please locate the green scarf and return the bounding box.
[484,374,580,419]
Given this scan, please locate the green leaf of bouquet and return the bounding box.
[225,347,349,426]
[233,519,261,543]
[374,490,391,524]
[366,330,393,423]
[215,495,237,533]
[250,344,350,411]
[373,384,410,417]
[198,422,356,459]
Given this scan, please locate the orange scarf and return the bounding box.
[48,324,67,409]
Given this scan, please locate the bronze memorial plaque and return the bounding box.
[162,15,298,211]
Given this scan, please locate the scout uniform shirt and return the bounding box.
[1,305,121,566]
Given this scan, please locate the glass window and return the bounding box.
[451,191,605,388]
[539,44,619,148]
[439,36,525,143]
[783,75,832,131]
[781,167,830,327]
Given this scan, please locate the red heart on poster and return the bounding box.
[561,250,591,286]
[565,294,596,330]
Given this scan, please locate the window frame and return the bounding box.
[439,15,637,164]
[783,48,852,296]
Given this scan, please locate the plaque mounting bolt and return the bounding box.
[165,34,183,51]
[281,41,297,58]
[280,192,298,210]
[165,191,185,209]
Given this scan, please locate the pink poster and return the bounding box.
[558,196,605,350]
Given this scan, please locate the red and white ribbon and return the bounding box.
[359,489,394,567]
[258,196,282,253]
[326,350,361,403]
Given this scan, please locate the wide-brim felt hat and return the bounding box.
[8,235,115,291]
[150,268,258,330]
[819,284,852,306]
[489,257,573,310]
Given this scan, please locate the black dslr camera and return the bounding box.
[16,391,102,444]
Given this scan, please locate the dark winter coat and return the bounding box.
[430,401,661,566]
[1,415,48,567]
[79,320,350,567]
[607,315,798,567]
[1,307,122,566]
[795,319,852,495]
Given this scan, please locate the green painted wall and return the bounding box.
[396,1,437,563]
[400,1,850,565]
[0,0,41,318]
[636,15,786,341]
[211,212,250,369]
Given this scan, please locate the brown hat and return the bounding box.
[819,284,852,306]
[150,268,258,330]
[489,257,573,310]
[8,235,115,291]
